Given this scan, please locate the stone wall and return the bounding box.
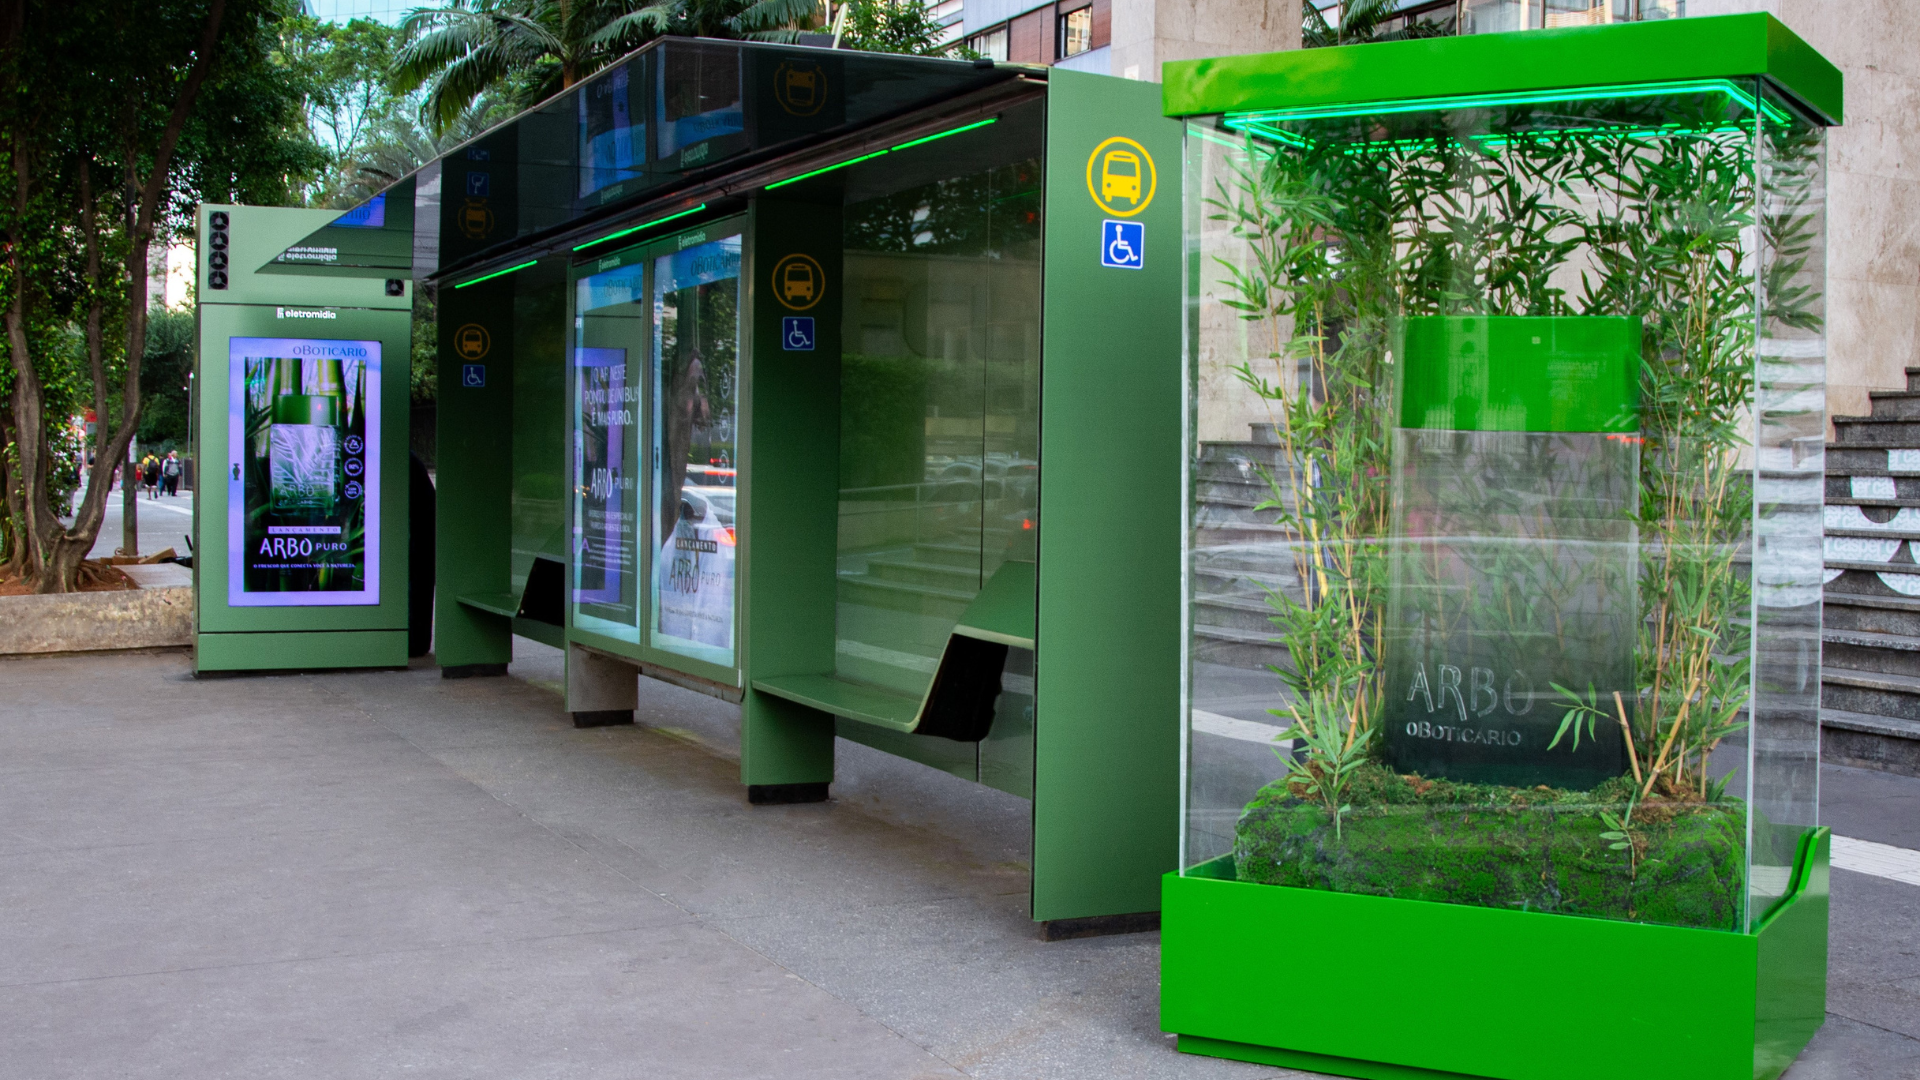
[0,588,193,657]
[1692,0,1920,428]
[1108,0,1298,84]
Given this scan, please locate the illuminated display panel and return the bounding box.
[227,336,382,607]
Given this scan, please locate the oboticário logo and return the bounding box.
[275,307,337,319]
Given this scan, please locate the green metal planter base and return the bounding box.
[1161,830,1829,1080]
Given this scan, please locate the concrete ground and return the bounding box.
[2,641,1917,1079]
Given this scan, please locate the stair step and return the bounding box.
[865,558,979,588]
[1825,560,1920,575]
[1823,668,1920,695]
[1821,708,1920,777]
[1827,528,1920,541]
[1822,708,1920,741]
[1822,591,1920,613]
[1824,627,1920,652]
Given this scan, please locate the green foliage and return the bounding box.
[1236,763,1743,928]
[1206,85,1828,921]
[1,0,327,589]
[139,310,196,449]
[837,0,970,58]
[396,0,823,136]
[1301,0,1452,49]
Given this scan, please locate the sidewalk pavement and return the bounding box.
[0,641,1915,1079]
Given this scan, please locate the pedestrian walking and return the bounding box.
[142,454,160,499]
[161,452,182,497]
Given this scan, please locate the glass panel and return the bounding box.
[1184,78,1824,933]
[831,101,1044,700]
[570,255,649,642]
[579,60,646,204]
[1458,0,1535,34]
[1060,6,1092,56]
[656,41,745,172]
[1747,83,1827,924]
[513,269,568,598]
[650,233,743,666]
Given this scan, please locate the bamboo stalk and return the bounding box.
[1614,690,1643,786]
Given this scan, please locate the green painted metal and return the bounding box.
[454,593,520,619]
[1755,830,1831,1080]
[834,717,979,783]
[1162,829,1832,1080]
[433,273,516,670]
[195,630,408,671]
[194,205,412,672]
[1397,316,1640,433]
[1178,1037,1493,1080]
[753,673,920,732]
[738,196,843,787]
[1033,69,1184,922]
[954,560,1036,648]
[1161,13,1842,126]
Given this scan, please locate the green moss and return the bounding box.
[1234,763,1744,930]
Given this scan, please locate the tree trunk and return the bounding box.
[6,0,229,592]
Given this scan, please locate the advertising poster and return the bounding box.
[573,347,636,620]
[227,337,381,607]
[650,236,740,663]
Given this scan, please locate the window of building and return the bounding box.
[1058,6,1092,58]
[970,27,1009,61]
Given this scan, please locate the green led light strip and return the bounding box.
[453,259,538,289]
[889,116,998,152]
[1224,78,1791,127]
[573,203,708,252]
[764,117,999,192]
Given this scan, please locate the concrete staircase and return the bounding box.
[1822,370,1920,775]
[1191,441,1299,676]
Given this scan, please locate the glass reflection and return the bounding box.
[650,234,742,665]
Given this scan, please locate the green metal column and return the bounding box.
[1032,71,1184,922]
[738,196,845,797]
[433,276,516,672]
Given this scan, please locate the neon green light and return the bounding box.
[1224,79,1791,128]
[766,149,891,190]
[573,204,708,252]
[763,117,1001,192]
[890,117,998,152]
[454,259,538,289]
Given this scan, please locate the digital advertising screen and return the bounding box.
[227,337,381,607]
[579,64,643,199]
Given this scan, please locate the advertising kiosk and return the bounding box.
[263,41,1183,932]
[1159,14,1836,1078]
[193,205,413,672]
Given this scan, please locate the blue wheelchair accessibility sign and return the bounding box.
[1101,220,1144,270]
[461,364,486,388]
[782,316,816,351]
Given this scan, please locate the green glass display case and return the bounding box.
[1163,14,1836,1079]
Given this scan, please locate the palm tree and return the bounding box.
[395,0,820,135]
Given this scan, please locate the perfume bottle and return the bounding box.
[268,358,342,516]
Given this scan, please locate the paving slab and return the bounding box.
[2,641,1916,1078]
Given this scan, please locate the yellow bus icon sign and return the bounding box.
[772,253,825,311]
[1086,137,1155,217]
